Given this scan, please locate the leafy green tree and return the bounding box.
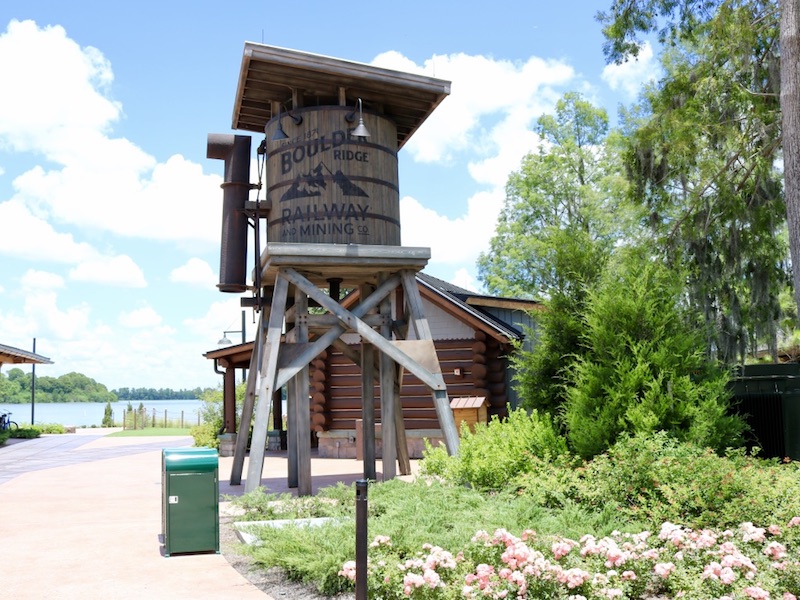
[190,383,247,449]
[478,92,636,415]
[598,0,800,346]
[564,248,747,458]
[0,372,20,401]
[620,22,787,362]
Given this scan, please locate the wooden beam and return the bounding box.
[401,270,433,340]
[271,269,403,388]
[294,288,312,496]
[245,275,289,492]
[360,284,377,481]
[379,279,397,480]
[230,319,263,485]
[284,267,446,391]
[400,269,460,455]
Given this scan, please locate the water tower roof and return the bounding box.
[231,43,451,149]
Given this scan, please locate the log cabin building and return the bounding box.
[205,273,540,458]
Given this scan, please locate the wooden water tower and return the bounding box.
[208,43,459,495]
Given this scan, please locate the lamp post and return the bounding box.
[218,310,247,383]
[30,337,36,426]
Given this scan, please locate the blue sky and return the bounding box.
[0,1,657,391]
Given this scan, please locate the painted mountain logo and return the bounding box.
[280,161,368,202]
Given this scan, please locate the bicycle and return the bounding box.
[0,411,18,431]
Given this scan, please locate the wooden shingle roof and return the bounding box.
[231,43,451,149]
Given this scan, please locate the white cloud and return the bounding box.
[68,255,147,287]
[0,200,96,262]
[400,189,503,267]
[372,51,573,165]
[0,19,223,247]
[601,42,658,98]
[374,50,581,282]
[119,304,162,328]
[20,269,65,291]
[451,268,480,293]
[0,20,120,153]
[170,258,218,288]
[11,288,91,340]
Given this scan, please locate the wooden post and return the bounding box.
[401,270,460,455]
[231,319,263,485]
[379,274,397,480]
[294,287,312,496]
[245,274,289,492]
[223,367,237,433]
[360,285,377,481]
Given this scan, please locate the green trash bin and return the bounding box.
[162,448,219,556]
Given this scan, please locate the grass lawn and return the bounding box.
[107,427,193,437]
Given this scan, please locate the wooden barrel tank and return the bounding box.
[265,106,400,245]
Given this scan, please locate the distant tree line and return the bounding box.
[0,369,116,403]
[0,369,212,403]
[112,387,206,401]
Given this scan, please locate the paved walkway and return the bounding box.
[0,430,384,600]
[0,432,193,484]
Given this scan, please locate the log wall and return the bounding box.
[305,333,511,432]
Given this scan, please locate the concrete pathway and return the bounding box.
[0,431,270,600]
[0,429,401,599]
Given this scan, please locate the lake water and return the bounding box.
[0,399,205,427]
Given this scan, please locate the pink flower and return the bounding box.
[641,548,660,560]
[783,594,797,600]
[604,545,629,568]
[787,516,800,528]
[552,539,575,560]
[743,586,770,599]
[741,522,766,543]
[370,535,392,547]
[763,541,787,560]
[422,568,441,588]
[654,562,675,578]
[402,572,425,592]
[768,524,782,536]
[337,560,357,582]
[719,566,736,585]
[555,567,591,589]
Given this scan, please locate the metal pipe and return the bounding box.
[207,134,252,293]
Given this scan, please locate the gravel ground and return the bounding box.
[219,510,356,600]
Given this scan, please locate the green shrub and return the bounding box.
[101,401,114,427]
[566,431,800,530]
[190,422,220,449]
[564,252,746,458]
[190,386,225,448]
[33,423,66,434]
[0,430,10,445]
[12,427,41,439]
[421,408,570,491]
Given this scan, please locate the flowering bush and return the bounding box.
[339,518,800,599]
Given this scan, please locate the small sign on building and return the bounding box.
[450,396,489,433]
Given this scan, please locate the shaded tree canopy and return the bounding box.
[598,0,800,353]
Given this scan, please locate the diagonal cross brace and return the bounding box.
[273,270,404,389]
[283,267,447,391]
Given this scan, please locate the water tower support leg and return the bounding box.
[245,275,289,492]
[231,322,263,485]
